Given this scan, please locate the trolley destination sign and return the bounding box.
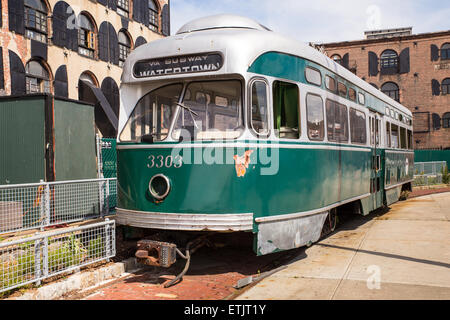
[134,53,223,78]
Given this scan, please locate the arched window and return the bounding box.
[331,54,342,65]
[78,13,96,59]
[118,30,132,67]
[441,43,450,60]
[117,0,130,17]
[149,0,159,32]
[380,50,399,70]
[442,78,450,95]
[25,60,51,94]
[24,0,48,43]
[78,71,98,102]
[370,83,379,89]
[443,113,450,128]
[381,82,400,102]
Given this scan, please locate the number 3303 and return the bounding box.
[147,155,183,168]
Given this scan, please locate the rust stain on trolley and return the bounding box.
[233,150,254,178]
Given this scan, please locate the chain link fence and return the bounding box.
[97,136,117,209]
[0,178,116,235]
[413,161,448,186]
[0,220,115,293]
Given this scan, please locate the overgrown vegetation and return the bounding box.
[1,235,106,295]
[442,166,449,185]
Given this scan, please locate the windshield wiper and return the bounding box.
[176,102,199,116]
[176,102,199,129]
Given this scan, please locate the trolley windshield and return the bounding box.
[120,80,243,142]
[172,80,243,141]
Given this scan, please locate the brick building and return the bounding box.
[318,28,450,150]
[0,0,170,137]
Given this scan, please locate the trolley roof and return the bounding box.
[121,15,411,116]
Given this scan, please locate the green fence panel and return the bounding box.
[101,138,117,210]
[415,150,450,168]
[0,96,46,185]
[54,99,97,181]
[101,139,117,178]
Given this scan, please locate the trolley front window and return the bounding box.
[172,80,243,141]
[120,84,183,142]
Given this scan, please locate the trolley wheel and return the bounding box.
[321,208,338,238]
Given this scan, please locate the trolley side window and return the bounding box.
[325,75,337,93]
[391,124,399,148]
[305,67,322,86]
[349,108,366,144]
[386,121,391,148]
[273,81,300,139]
[326,100,349,143]
[172,80,243,141]
[250,80,269,136]
[119,83,183,142]
[306,93,324,141]
[400,126,407,149]
[407,129,413,150]
[338,82,347,98]
[348,88,357,102]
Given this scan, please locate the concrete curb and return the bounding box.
[6,258,141,300]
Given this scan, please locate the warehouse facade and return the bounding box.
[0,0,170,137]
[319,28,450,150]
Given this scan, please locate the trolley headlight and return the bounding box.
[149,174,171,200]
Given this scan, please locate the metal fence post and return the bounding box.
[105,219,111,262]
[96,134,104,179]
[39,180,45,231]
[99,180,105,218]
[34,235,42,287]
[105,179,110,216]
[44,183,50,228]
[42,236,48,280]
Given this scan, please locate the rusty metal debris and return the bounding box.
[135,235,211,288]
[135,240,177,268]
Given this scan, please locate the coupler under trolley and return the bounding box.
[135,236,210,288]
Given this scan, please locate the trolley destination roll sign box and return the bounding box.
[133,53,223,78]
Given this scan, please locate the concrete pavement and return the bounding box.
[236,192,450,300]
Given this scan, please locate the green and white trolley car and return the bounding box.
[116,15,414,259]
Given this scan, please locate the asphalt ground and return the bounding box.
[236,192,450,300]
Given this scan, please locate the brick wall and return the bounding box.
[0,0,169,99]
[322,31,450,150]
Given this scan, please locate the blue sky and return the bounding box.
[170,0,450,43]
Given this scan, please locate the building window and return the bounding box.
[380,50,399,70]
[25,60,51,94]
[381,82,400,102]
[24,0,48,43]
[441,43,450,60]
[331,54,342,65]
[149,0,159,32]
[442,113,450,129]
[78,14,96,59]
[119,30,132,67]
[117,0,130,17]
[442,78,450,95]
